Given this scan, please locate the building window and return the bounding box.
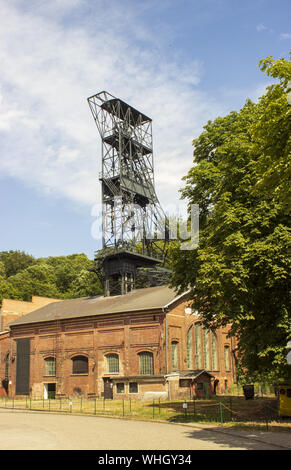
[45,357,56,376]
[139,352,154,375]
[106,354,119,373]
[116,383,125,394]
[211,332,218,370]
[129,382,138,394]
[195,323,202,369]
[171,341,179,371]
[203,328,210,370]
[187,327,193,369]
[72,356,88,374]
[224,346,230,371]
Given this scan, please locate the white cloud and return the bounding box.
[256,23,267,32]
[280,33,291,40]
[256,23,274,34]
[0,0,229,212]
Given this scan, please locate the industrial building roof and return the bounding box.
[8,285,188,327]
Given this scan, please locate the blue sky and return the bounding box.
[0,0,290,259]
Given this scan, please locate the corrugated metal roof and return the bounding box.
[8,285,186,327]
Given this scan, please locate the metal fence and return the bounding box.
[0,395,280,428]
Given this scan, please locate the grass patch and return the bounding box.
[1,395,290,432]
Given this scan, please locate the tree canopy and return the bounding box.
[170,55,291,383]
[0,251,103,303]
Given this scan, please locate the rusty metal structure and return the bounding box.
[88,91,169,295]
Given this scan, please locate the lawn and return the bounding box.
[1,395,290,432]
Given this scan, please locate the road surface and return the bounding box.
[0,409,287,450]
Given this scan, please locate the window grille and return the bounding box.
[72,356,88,374]
[211,332,218,370]
[203,328,210,370]
[187,327,193,369]
[45,357,56,376]
[106,354,119,373]
[195,323,202,368]
[171,341,179,371]
[129,382,138,393]
[116,382,125,393]
[139,352,154,375]
[224,346,230,371]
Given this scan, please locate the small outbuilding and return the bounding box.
[166,369,215,400]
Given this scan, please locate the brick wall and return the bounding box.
[166,300,236,395]
[0,296,61,331]
[2,297,237,400]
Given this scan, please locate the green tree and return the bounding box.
[0,252,103,302]
[170,55,291,382]
[70,268,102,298]
[252,56,291,214]
[0,250,35,277]
[7,264,60,301]
[40,254,102,297]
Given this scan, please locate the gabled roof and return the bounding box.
[165,370,215,379]
[180,369,215,379]
[8,285,188,327]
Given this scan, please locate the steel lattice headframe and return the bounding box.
[88,91,168,259]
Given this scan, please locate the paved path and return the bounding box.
[0,409,289,450]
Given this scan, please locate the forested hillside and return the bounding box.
[0,251,103,303]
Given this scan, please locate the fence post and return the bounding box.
[229,396,233,421]
[80,397,82,413]
[265,404,269,431]
[219,402,223,424]
[193,398,195,416]
[129,399,131,414]
[159,398,161,416]
[94,398,97,415]
[103,398,105,411]
[122,399,124,417]
[153,400,155,418]
[184,401,187,420]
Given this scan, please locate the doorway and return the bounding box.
[44,383,56,399]
[103,378,113,399]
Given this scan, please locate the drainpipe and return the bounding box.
[163,307,171,400]
[230,336,237,384]
[163,307,168,375]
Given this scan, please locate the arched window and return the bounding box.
[45,357,56,376]
[72,355,88,375]
[187,327,193,369]
[171,341,179,371]
[106,354,119,373]
[195,322,202,368]
[203,328,210,370]
[139,352,154,375]
[224,346,230,371]
[211,332,218,370]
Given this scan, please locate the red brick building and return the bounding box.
[0,296,61,331]
[0,286,236,400]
